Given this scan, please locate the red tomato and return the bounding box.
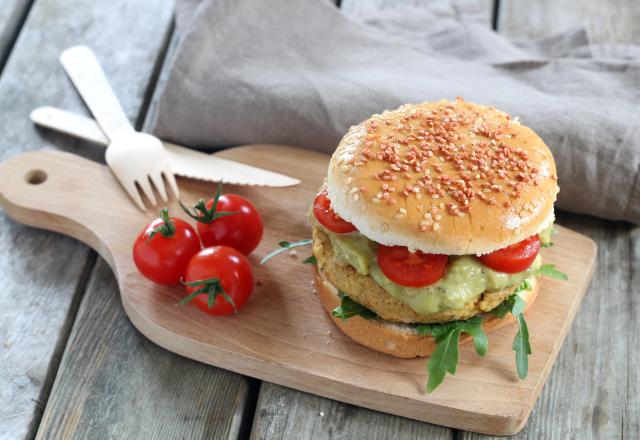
[182,183,263,255]
[181,246,254,315]
[478,235,541,274]
[133,209,201,285]
[313,189,357,233]
[376,245,449,288]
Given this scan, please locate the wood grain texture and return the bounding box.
[498,0,640,44]
[341,0,493,25]
[35,258,251,440]
[250,0,494,438]
[251,382,452,440]
[0,0,31,69]
[460,1,640,438]
[0,0,173,438]
[629,226,640,440]
[0,145,596,435]
[32,1,256,438]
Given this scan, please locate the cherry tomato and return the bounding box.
[376,245,449,288]
[133,209,201,285]
[182,183,263,255]
[313,189,357,233]
[478,235,541,274]
[181,246,254,315]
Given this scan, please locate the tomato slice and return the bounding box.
[478,235,541,274]
[376,245,449,288]
[313,189,357,233]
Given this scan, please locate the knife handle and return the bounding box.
[31,106,109,146]
[60,46,134,141]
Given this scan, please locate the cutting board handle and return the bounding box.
[0,150,141,270]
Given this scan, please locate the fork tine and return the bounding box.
[150,172,168,202]
[121,179,146,211]
[138,177,157,207]
[164,169,180,199]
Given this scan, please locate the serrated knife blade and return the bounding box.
[30,106,301,187]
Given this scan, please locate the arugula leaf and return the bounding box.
[492,278,532,318]
[427,328,460,393]
[511,294,527,316]
[537,264,568,280]
[332,292,378,320]
[541,241,554,248]
[490,285,533,379]
[457,316,488,357]
[513,314,532,379]
[302,255,317,266]
[333,293,490,392]
[415,324,433,336]
[421,316,489,392]
[260,239,312,264]
[490,300,511,318]
[513,278,532,294]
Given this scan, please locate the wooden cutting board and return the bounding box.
[0,145,596,436]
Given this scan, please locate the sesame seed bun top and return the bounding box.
[326,98,558,255]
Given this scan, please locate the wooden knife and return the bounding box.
[30,106,301,187]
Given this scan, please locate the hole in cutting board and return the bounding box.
[25,169,47,185]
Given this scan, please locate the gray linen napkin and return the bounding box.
[152,0,640,224]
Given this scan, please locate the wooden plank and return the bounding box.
[31,0,255,438]
[498,0,640,44]
[462,1,640,438]
[0,0,31,69]
[341,0,494,26]
[0,0,174,438]
[35,259,252,439]
[249,1,492,438]
[629,226,640,440]
[251,383,451,440]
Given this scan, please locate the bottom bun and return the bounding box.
[313,267,539,359]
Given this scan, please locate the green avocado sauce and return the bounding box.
[317,221,551,315]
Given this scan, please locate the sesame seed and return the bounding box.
[357,100,547,222]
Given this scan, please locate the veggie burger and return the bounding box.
[309,98,563,391]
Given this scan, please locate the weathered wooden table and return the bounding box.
[1,0,638,438]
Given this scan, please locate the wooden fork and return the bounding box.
[60,45,178,211]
